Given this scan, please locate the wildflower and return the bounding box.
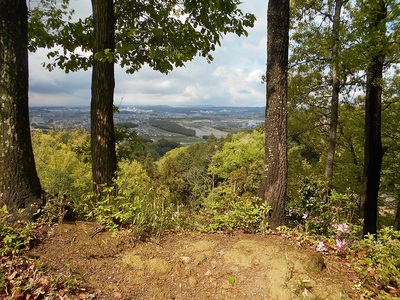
[334,223,350,239]
[335,223,350,235]
[173,211,179,218]
[302,213,308,220]
[335,239,347,253]
[317,241,327,252]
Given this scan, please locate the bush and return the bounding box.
[87,160,176,238]
[196,185,270,233]
[32,129,92,218]
[286,177,359,236]
[0,207,34,256]
[350,227,400,298]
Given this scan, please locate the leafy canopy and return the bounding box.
[29,0,256,74]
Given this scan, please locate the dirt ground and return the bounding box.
[28,222,360,300]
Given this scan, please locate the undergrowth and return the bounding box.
[0,206,35,256]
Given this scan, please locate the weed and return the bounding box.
[228,276,235,286]
[294,279,313,296]
[0,206,35,256]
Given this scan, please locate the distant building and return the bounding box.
[31,116,54,131]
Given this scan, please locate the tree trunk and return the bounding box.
[0,0,43,218]
[91,0,117,193]
[325,0,343,194]
[261,0,290,229]
[360,1,386,237]
[394,199,400,231]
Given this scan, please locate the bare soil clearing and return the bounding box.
[29,222,358,299]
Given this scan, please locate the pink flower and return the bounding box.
[317,241,327,252]
[335,223,350,235]
[335,239,347,253]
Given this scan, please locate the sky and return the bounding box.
[28,1,267,107]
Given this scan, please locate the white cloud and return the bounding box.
[248,69,264,83]
[211,66,264,105]
[29,92,89,106]
[29,1,267,107]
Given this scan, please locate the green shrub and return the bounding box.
[0,207,34,256]
[32,129,92,218]
[156,139,218,209]
[208,130,264,195]
[286,177,359,236]
[87,160,176,238]
[350,227,400,297]
[38,193,73,223]
[196,185,270,233]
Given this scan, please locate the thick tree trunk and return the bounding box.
[325,0,343,194]
[91,0,117,193]
[360,1,386,237]
[261,0,289,229]
[0,0,43,217]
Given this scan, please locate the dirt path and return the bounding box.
[29,222,357,299]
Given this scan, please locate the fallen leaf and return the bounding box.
[8,270,18,280]
[367,267,375,277]
[37,277,49,287]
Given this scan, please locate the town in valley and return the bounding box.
[30,105,265,144]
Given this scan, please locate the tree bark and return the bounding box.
[261,0,290,229]
[394,199,400,231]
[360,1,386,237]
[91,0,117,193]
[0,0,43,217]
[325,0,343,194]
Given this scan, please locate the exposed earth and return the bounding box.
[16,222,361,299]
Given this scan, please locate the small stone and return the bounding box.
[188,276,197,287]
[181,256,191,264]
[300,279,315,289]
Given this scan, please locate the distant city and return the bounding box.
[29,105,265,142]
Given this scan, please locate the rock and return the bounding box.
[180,256,191,264]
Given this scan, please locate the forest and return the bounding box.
[0,0,400,298]
[148,119,196,137]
